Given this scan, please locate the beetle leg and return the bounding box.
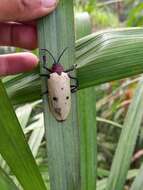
[69,75,79,90]
[65,67,74,73]
[40,73,50,79]
[69,75,77,80]
[70,85,78,93]
[65,64,77,73]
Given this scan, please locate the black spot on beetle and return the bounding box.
[58,119,65,122]
[66,96,69,100]
[61,88,64,90]
[53,97,58,101]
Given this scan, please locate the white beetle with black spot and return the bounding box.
[40,48,78,122]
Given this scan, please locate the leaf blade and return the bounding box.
[0,80,46,190]
[38,1,80,190]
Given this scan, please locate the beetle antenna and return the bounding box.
[56,47,68,64]
[41,49,57,64]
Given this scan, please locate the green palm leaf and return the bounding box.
[0,81,46,190]
[38,1,80,190]
[3,28,143,105]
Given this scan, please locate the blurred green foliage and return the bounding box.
[126,0,143,26]
[75,0,119,29]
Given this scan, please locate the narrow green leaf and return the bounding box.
[38,1,80,190]
[75,11,97,190]
[0,80,46,190]
[78,88,97,190]
[96,117,122,128]
[105,79,143,190]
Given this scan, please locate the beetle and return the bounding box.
[40,48,78,122]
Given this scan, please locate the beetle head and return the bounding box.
[51,63,64,75]
[41,48,68,75]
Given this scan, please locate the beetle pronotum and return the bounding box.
[40,48,78,122]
